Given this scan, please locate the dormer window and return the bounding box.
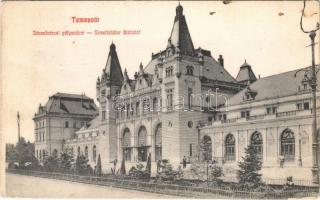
[186,66,194,75]
[243,87,257,101]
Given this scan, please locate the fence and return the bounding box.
[6,169,317,199]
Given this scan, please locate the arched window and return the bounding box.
[225,134,235,161]
[138,126,147,162]
[122,128,131,161]
[155,124,162,161]
[77,146,80,156]
[202,135,212,161]
[281,129,295,161]
[251,131,263,159]
[93,145,97,162]
[85,146,88,159]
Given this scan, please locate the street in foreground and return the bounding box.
[5,173,180,198]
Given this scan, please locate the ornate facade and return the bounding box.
[34,4,320,183]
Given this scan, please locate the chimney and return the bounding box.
[218,55,224,67]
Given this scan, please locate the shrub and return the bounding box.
[128,163,150,179]
[156,159,183,182]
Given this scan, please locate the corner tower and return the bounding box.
[96,42,123,172]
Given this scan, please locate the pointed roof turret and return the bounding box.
[103,42,123,86]
[168,3,195,56]
[123,68,129,81]
[236,60,257,85]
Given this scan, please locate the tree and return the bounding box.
[59,148,74,173]
[237,144,263,190]
[95,154,102,176]
[74,155,92,175]
[120,158,126,175]
[145,153,151,177]
[6,137,37,167]
[43,151,59,172]
[209,165,223,186]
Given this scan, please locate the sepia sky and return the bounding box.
[1,1,319,144]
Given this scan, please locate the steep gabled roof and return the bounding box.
[168,4,195,56]
[228,66,318,106]
[236,60,257,84]
[104,43,124,86]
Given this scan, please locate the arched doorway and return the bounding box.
[201,135,212,161]
[138,126,147,162]
[123,128,131,161]
[155,124,162,161]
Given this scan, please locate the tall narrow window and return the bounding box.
[188,88,192,109]
[202,135,212,161]
[92,145,97,162]
[138,126,147,162]
[65,121,69,128]
[155,124,162,161]
[85,146,88,159]
[166,89,173,110]
[123,128,131,162]
[153,97,158,112]
[281,129,295,162]
[251,131,263,160]
[225,134,235,162]
[136,101,140,116]
[77,146,80,156]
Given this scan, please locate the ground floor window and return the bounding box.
[225,134,235,162]
[281,129,295,162]
[123,148,131,161]
[138,146,147,162]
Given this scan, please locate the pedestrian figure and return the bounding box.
[183,156,187,169]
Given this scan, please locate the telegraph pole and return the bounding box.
[17,112,21,166]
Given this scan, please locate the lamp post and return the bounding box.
[297,0,320,189]
[295,30,319,185]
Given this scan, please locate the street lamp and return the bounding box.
[297,0,320,188]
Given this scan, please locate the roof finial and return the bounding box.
[176,1,183,15]
[110,41,115,50]
[124,68,129,81]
